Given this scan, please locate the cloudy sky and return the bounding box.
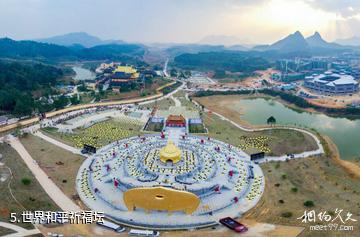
[0,0,359,44]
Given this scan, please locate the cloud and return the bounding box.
[0,0,358,43]
[305,0,360,18]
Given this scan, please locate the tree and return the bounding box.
[70,95,80,105]
[267,116,276,126]
[21,178,31,186]
[304,200,315,207]
[170,69,178,77]
[53,95,69,109]
[14,96,33,116]
[214,69,226,79]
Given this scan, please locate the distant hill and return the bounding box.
[78,44,146,62]
[226,44,251,51]
[306,32,341,48]
[0,37,146,62]
[36,32,125,48]
[173,51,270,72]
[251,31,350,57]
[336,36,360,46]
[268,31,309,52]
[197,35,252,47]
[165,44,226,57]
[0,37,75,60]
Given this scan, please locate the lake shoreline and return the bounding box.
[194,94,360,162]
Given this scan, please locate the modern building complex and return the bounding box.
[304,71,359,95]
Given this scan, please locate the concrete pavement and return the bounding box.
[34,131,83,155]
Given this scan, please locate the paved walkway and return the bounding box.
[139,82,185,106]
[171,95,182,107]
[34,131,83,155]
[7,136,81,212]
[0,221,40,237]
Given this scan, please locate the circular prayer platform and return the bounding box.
[76,134,264,230]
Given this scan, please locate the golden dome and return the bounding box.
[159,141,181,164]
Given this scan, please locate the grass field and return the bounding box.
[139,97,175,110]
[203,113,318,156]
[0,226,15,236]
[0,142,59,230]
[173,90,198,110]
[79,92,94,104]
[20,135,84,202]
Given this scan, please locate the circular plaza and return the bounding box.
[76,132,264,230]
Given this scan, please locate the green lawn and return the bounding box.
[203,112,318,156]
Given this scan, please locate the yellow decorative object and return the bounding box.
[123,186,200,214]
[159,141,181,164]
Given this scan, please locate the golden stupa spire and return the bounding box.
[159,140,181,164]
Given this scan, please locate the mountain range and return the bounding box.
[0,37,145,62]
[253,31,345,53]
[35,32,125,48]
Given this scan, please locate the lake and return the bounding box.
[235,98,360,161]
[72,66,96,81]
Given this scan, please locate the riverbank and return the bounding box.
[323,136,360,179]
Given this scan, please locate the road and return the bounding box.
[163,58,169,78]
[35,131,83,155]
[7,135,81,212]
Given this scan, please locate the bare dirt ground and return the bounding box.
[20,135,85,208]
[197,68,281,90]
[299,86,360,108]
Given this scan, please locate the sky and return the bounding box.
[0,0,359,44]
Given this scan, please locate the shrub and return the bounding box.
[21,178,31,186]
[281,212,293,218]
[281,174,287,179]
[291,187,298,193]
[304,200,315,207]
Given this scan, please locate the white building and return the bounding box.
[0,116,8,126]
[304,71,359,95]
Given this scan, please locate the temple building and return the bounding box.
[165,115,186,127]
[110,65,140,91]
